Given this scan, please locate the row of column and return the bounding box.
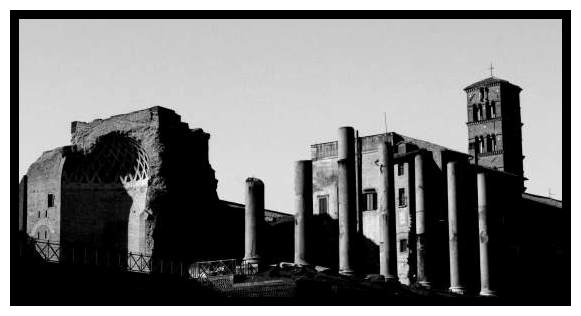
[447,162,494,296]
[244,127,494,296]
[378,142,429,286]
[377,145,493,295]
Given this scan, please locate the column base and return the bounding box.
[339,268,354,276]
[479,289,496,297]
[293,259,311,266]
[243,256,262,265]
[449,286,466,295]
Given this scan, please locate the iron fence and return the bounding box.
[32,239,60,262]
[17,237,258,283]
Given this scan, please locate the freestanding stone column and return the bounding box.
[338,126,356,275]
[379,141,398,281]
[477,172,495,296]
[355,131,363,234]
[294,160,313,266]
[414,153,430,288]
[244,177,264,265]
[447,161,465,294]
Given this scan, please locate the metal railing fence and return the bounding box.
[17,237,258,282]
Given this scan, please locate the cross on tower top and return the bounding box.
[489,63,495,77]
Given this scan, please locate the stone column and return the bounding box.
[355,131,363,233]
[379,141,398,281]
[447,161,465,294]
[244,177,264,265]
[478,172,495,296]
[415,153,430,288]
[338,126,356,275]
[294,160,313,266]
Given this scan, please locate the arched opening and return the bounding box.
[61,133,150,255]
[485,101,491,120]
[478,104,483,121]
[490,101,497,118]
[479,136,485,153]
[486,135,493,152]
[492,134,497,151]
[472,104,478,122]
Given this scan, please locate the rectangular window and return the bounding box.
[398,188,406,207]
[318,195,328,215]
[363,189,377,211]
[397,163,405,176]
[48,194,55,208]
[399,239,408,253]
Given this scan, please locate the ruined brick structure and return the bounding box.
[18,106,292,264]
[21,107,223,262]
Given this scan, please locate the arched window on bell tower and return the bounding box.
[485,101,491,120]
[472,104,478,122]
[486,135,493,152]
[479,87,485,102]
[490,101,496,118]
[479,136,485,153]
[492,134,497,151]
[478,104,483,121]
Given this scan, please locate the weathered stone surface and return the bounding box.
[25,147,68,242]
[22,106,220,262]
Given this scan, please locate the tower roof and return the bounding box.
[463,76,522,91]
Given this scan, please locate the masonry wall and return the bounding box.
[499,84,525,182]
[312,156,339,219]
[25,147,67,242]
[60,182,148,254]
[311,132,451,283]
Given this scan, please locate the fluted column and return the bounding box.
[294,160,313,266]
[379,141,398,281]
[447,161,465,294]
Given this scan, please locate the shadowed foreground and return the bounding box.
[13,254,551,306]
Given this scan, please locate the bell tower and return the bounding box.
[464,75,525,190]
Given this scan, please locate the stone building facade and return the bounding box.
[308,76,558,294]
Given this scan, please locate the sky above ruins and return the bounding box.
[19,19,563,212]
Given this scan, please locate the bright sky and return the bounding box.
[19,19,563,213]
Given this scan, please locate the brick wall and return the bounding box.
[25,147,67,242]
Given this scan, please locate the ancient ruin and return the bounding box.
[17,76,566,302]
